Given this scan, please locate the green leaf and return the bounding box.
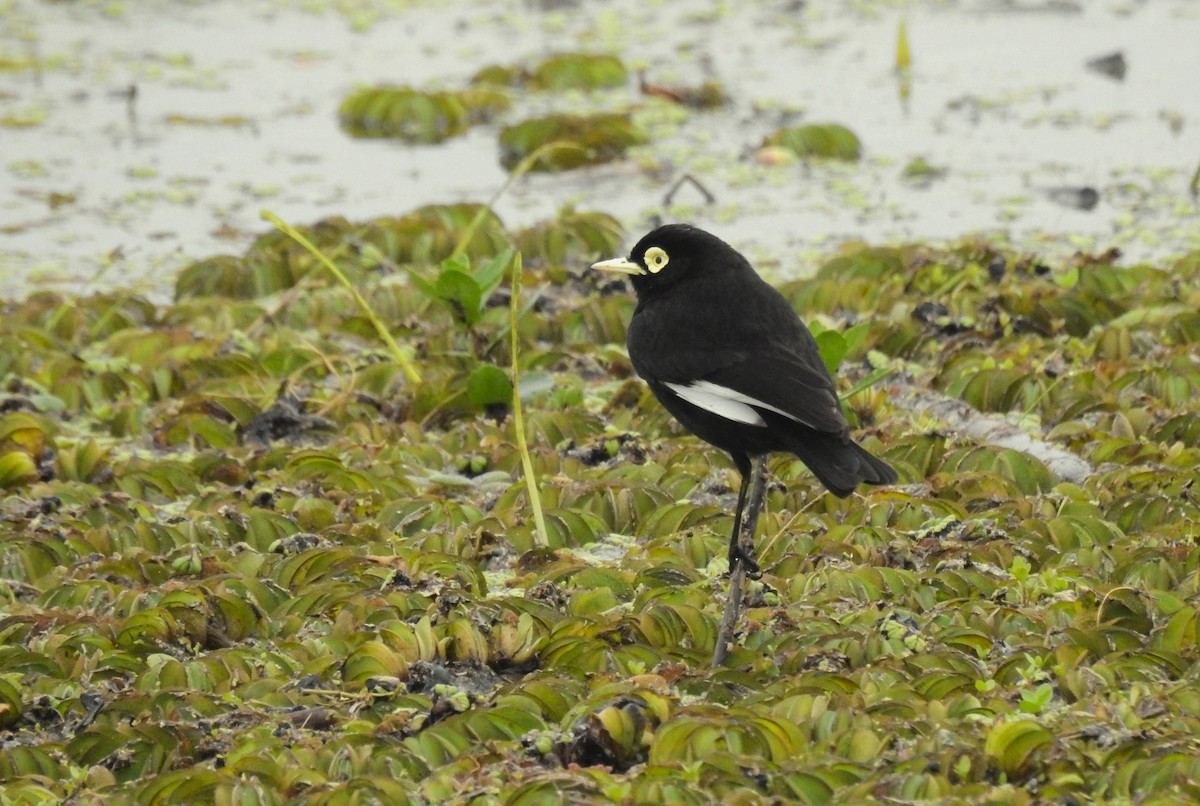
[434,269,485,325]
[1018,683,1055,714]
[841,321,870,357]
[984,718,1053,776]
[0,451,38,488]
[467,363,513,408]
[765,123,862,161]
[814,328,849,374]
[439,253,472,276]
[404,267,441,302]
[0,678,23,729]
[840,364,894,401]
[474,247,514,301]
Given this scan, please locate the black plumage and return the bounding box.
[593,224,896,663]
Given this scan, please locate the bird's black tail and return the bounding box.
[791,437,897,499]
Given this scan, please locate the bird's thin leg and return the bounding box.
[712,455,768,668]
[725,456,761,578]
[727,467,750,565]
[737,456,769,565]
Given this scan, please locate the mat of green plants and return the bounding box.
[3,201,1200,803]
[5,5,1200,806]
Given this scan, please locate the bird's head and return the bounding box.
[591,224,749,296]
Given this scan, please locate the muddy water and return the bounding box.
[2,0,1197,299]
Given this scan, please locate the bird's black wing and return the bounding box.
[628,282,849,437]
[700,346,848,436]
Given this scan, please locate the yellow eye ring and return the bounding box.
[644,246,669,273]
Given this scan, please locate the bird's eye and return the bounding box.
[644,247,669,273]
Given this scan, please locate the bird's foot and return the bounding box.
[728,544,762,580]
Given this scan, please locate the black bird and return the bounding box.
[592,224,896,663]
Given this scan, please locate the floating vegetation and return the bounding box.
[499,113,647,172]
[174,202,620,301]
[900,157,947,187]
[764,122,863,161]
[531,53,628,92]
[516,208,625,267]
[3,210,1200,801]
[338,85,510,143]
[472,52,629,92]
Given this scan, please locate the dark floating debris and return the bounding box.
[1086,51,1127,81]
[638,71,729,109]
[662,173,717,207]
[1044,185,1100,211]
[240,392,335,445]
[912,301,972,336]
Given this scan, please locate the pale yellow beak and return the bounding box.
[590,257,645,276]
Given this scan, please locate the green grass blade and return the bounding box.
[840,365,894,402]
[509,251,548,548]
[261,209,422,385]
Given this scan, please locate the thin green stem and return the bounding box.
[449,141,584,261]
[509,252,548,547]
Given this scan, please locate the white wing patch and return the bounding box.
[664,380,808,428]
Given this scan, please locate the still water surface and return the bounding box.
[2,0,1197,298]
